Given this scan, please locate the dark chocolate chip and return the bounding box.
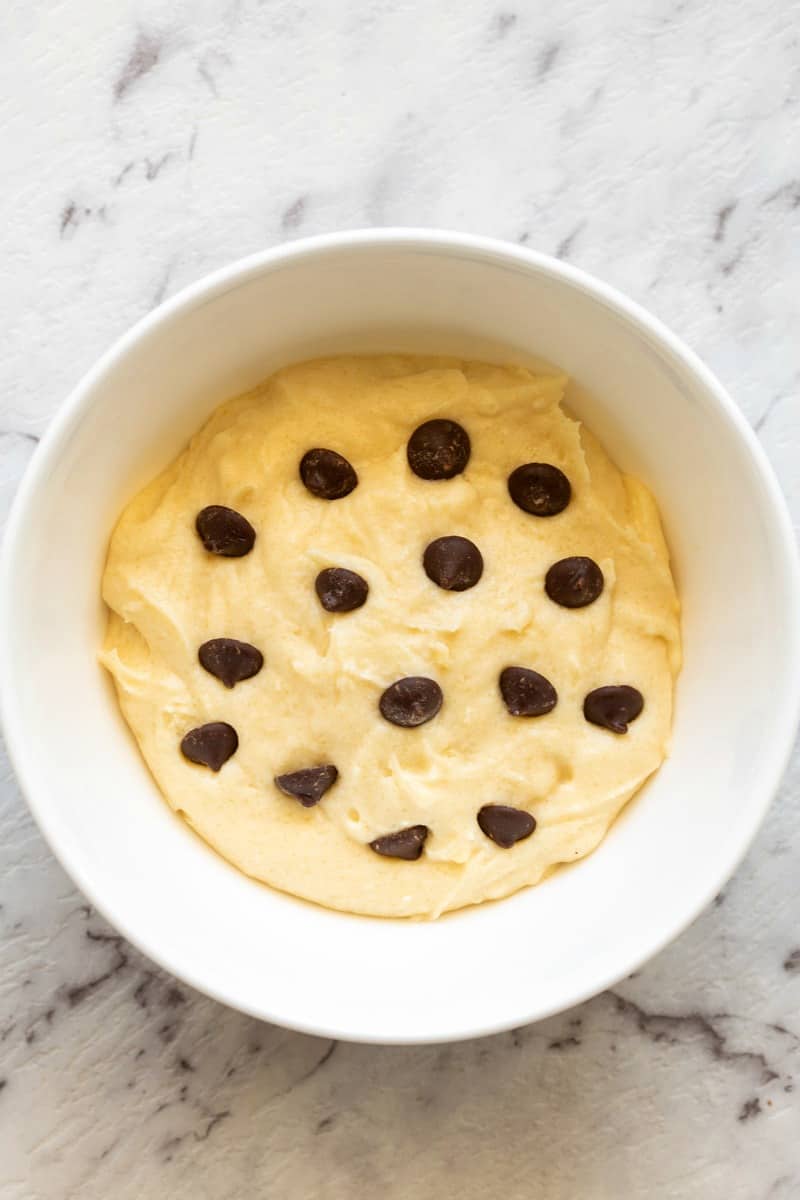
[274,765,339,807]
[195,506,256,557]
[198,639,264,688]
[299,448,358,500]
[407,419,471,480]
[379,677,443,727]
[423,536,484,591]
[583,685,644,734]
[508,463,571,516]
[180,722,238,771]
[477,804,537,848]
[499,667,558,717]
[315,567,369,612]
[545,556,604,608]
[369,825,429,860]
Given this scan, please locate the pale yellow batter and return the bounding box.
[101,356,681,918]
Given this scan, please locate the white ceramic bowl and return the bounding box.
[2,230,799,1044]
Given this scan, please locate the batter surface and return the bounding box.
[101,356,681,918]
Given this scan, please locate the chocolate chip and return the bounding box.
[508,463,571,516]
[180,722,238,771]
[583,685,644,734]
[274,765,339,807]
[379,677,443,727]
[195,506,256,556]
[198,639,264,688]
[315,567,369,612]
[407,419,471,480]
[545,556,604,608]
[477,805,537,848]
[499,667,557,717]
[369,825,429,860]
[299,448,358,500]
[423,536,484,591]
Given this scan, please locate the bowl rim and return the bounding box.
[2,227,799,1043]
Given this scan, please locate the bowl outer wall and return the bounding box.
[1,229,799,1044]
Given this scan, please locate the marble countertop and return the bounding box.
[2,1,799,1196]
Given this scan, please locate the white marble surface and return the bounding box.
[2,1,799,1195]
